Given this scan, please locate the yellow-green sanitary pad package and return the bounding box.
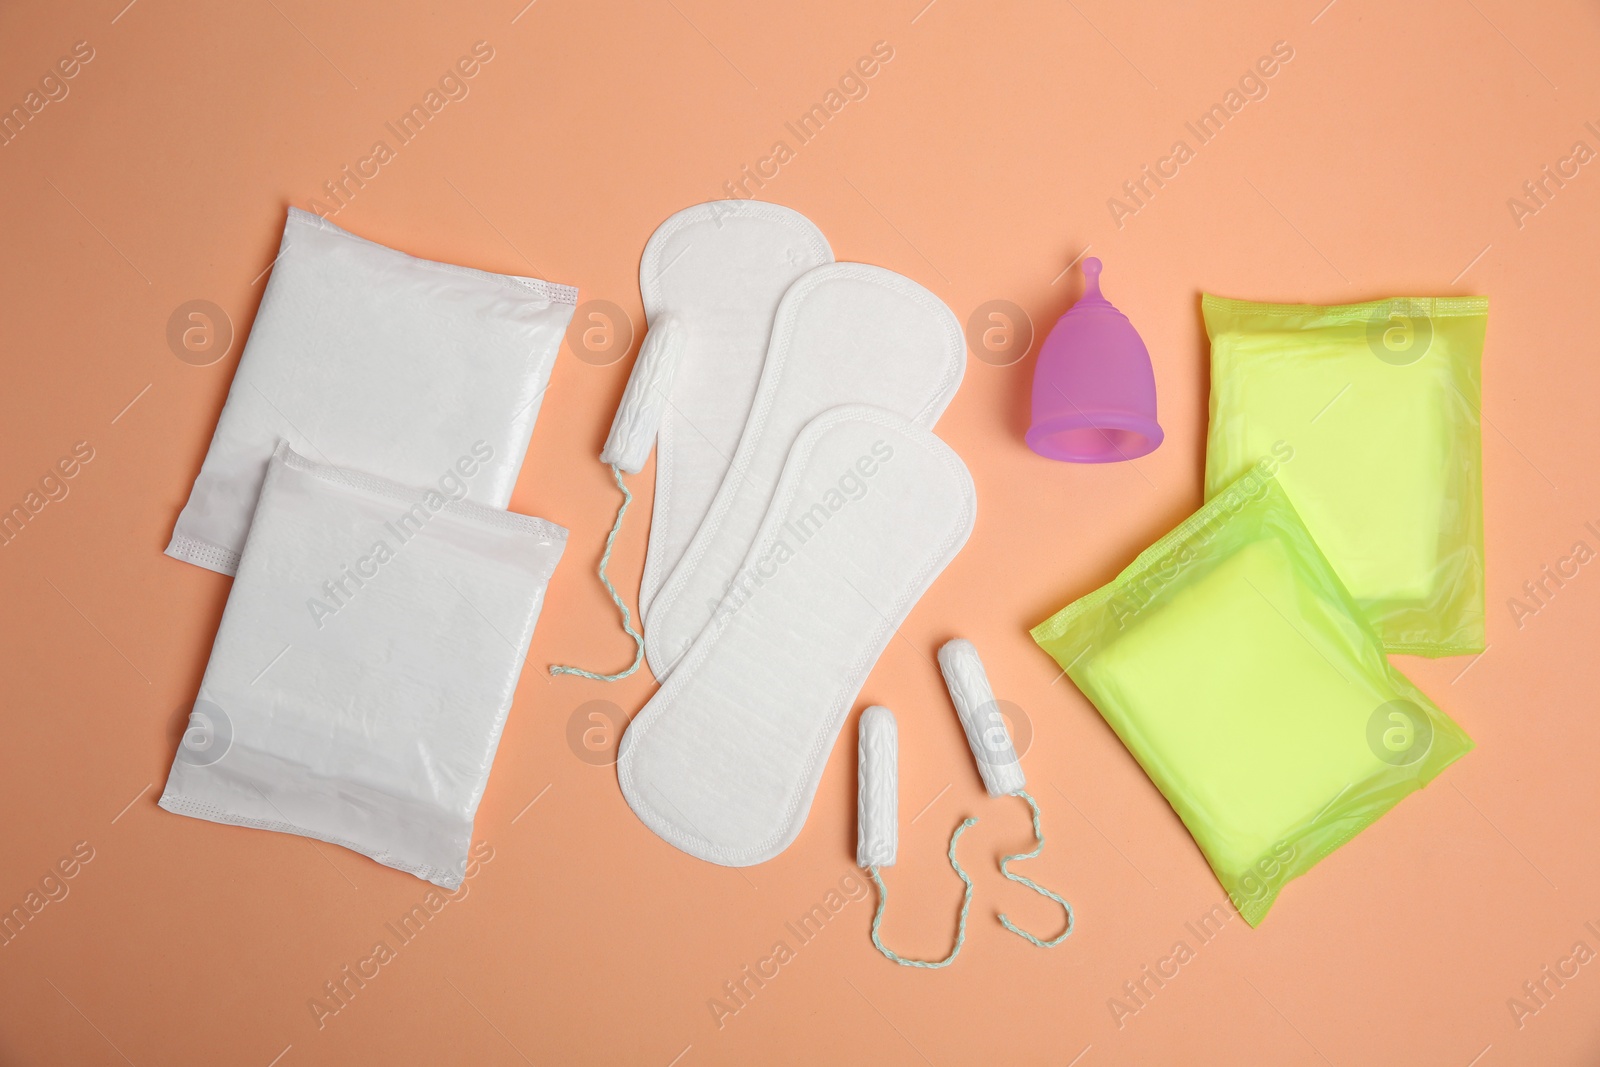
[1031,466,1472,925]
[1202,294,1488,656]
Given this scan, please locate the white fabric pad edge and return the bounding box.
[618,405,976,867]
[644,262,965,677]
[637,200,832,621]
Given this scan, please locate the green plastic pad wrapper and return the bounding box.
[1031,466,1472,925]
[1202,294,1488,656]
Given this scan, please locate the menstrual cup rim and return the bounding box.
[1025,410,1164,464]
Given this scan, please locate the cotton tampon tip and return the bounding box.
[857,705,898,868]
[937,638,1026,796]
[600,313,687,473]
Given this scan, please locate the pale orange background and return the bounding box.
[2,0,1597,1063]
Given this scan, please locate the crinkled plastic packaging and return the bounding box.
[1031,467,1472,925]
[166,207,577,577]
[1203,294,1488,656]
[160,444,566,888]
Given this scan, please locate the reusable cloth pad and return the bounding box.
[1203,295,1488,656]
[1031,465,1471,925]
[634,201,832,620]
[159,443,566,889]
[619,406,976,866]
[644,262,965,677]
[166,207,577,576]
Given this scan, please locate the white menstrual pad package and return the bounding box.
[618,406,976,866]
[644,263,964,676]
[166,207,577,576]
[634,201,832,620]
[159,443,566,888]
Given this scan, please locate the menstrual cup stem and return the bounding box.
[1081,257,1104,302]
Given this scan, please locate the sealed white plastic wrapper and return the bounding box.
[160,443,566,888]
[166,207,577,576]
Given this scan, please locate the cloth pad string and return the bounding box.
[618,406,976,865]
[644,263,966,679]
[549,465,644,681]
[868,818,977,969]
[634,201,832,623]
[166,207,575,577]
[997,790,1075,948]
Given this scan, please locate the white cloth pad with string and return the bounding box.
[627,201,832,620]
[159,443,566,889]
[643,263,964,677]
[166,207,577,576]
[618,406,976,866]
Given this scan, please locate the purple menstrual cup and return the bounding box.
[1025,258,1163,463]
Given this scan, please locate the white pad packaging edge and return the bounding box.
[618,405,976,867]
[938,638,1026,797]
[166,207,577,576]
[159,443,566,889]
[644,262,965,677]
[857,705,898,868]
[632,201,832,620]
